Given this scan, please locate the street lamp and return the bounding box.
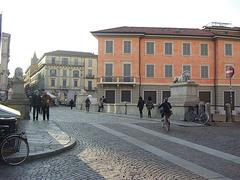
[226,66,234,111]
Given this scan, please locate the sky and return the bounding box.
[0,0,240,77]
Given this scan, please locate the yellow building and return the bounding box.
[24,50,98,104]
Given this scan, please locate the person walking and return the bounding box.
[41,91,52,120]
[85,97,91,112]
[32,90,41,120]
[137,96,145,118]
[98,97,104,112]
[69,99,74,110]
[146,96,154,118]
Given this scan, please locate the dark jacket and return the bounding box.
[31,94,42,107]
[158,101,172,114]
[137,99,145,110]
[85,98,91,107]
[146,100,154,110]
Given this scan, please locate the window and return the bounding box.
[165,43,173,55]
[105,90,115,103]
[105,40,113,53]
[63,70,67,77]
[224,91,235,110]
[121,90,131,102]
[123,64,131,81]
[201,66,209,79]
[183,65,191,74]
[162,91,171,101]
[73,80,78,87]
[62,79,67,88]
[62,58,68,65]
[50,69,57,77]
[144,91,156,104]
[146,64,154,77]
[225,44,232,56]
[52,57,56,64]
[123,41,131,54]
[73,70,79,77]
[165,65,172,78]
[199,91,211,103]
[200,44,208,56]
[105,63,113,82]
[74,59,78,66]
[88,81,92,90]
[88,59,92,67]
[146,42,155,55]
[51,79,55,87]
[182,43,191,56]
[88,69,93,76]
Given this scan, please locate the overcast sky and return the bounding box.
[1,0,240,76]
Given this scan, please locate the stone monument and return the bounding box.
[169,71,199,121]
[5,67,30,120]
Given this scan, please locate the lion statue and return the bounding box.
[173,70,191,83]
[14,67,24,81]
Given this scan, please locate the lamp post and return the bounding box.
[226,66,234,113]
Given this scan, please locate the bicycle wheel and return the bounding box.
[200,112,210,125]
[165,120,170,132]
[1,135,29,166]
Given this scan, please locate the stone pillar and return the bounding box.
[225,103,232,122]
[169,81,199,121]
[5,68,30,120]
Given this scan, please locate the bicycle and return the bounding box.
[0,125,29,166]
[185,107,210,125]
[161,112,172,132]
[193,111,210,125]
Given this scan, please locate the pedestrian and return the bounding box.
[98,97,104,112]
[158,98,172,122]
[69,99,74,110]
[146,96,154,118]
[32,90,41,120]
[41,91,52,120]
[85,97,91,112]
[137,96,145,118]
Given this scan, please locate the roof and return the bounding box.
[91,26,215,37]
[44,50,98,58]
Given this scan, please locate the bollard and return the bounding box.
[125,102,127,115]
[225,103,232,122]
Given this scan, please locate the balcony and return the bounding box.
[85,75,95,79]
[98,76,138,86]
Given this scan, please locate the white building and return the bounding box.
[0,32,11,101]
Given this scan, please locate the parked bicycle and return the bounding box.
[185,106,210,125]
[0,125,29,166]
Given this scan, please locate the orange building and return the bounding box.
[92,24,240,113]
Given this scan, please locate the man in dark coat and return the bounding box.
[32,90,41,120]
[137,96,145,118]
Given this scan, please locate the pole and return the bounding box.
[229,77,232,119]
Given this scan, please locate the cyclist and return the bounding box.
[158,98,172,124]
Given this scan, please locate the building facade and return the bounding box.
[0,32,11,101]
[24,50,98,104]
[92,24,240,114]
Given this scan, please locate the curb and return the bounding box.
[87,111,203,127]
[27,136,77,161]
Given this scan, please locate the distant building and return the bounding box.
[0,32,11,101]
[24,50,98,104]
[92,24,240,113]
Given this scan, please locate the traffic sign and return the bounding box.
[226,66,234,78]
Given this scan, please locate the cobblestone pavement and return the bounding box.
[0,106,240,179]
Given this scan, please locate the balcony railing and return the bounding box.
[85,75,95,79]
[98,76,137,85]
